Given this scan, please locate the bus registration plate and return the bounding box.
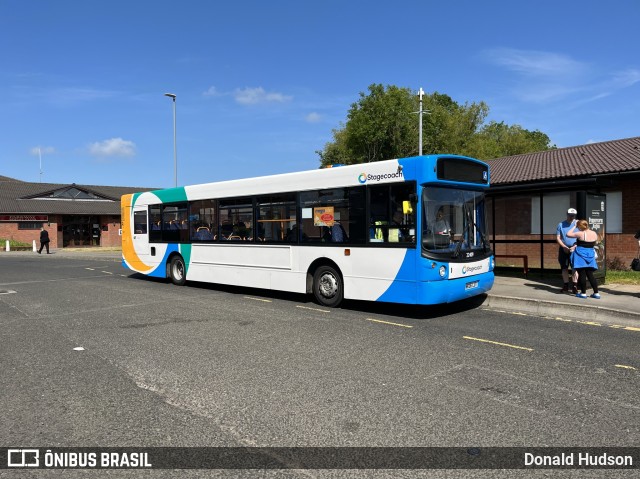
[465,280,479,290]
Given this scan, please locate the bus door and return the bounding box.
[131,205,150,258]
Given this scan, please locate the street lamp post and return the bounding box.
[164,93,177,187]
[413,88,429,156]
[418,88,424,156]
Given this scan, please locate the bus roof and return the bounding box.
[127,155,487,204]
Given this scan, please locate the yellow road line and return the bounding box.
[296,305,330,313]
[615,364,637,370]
[244,296,272,303]
[463,336,533,351]
[366,318,413,328]
[576,320,601,327]
[489,309,639,333]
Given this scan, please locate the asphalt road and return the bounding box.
[0,253,637,478]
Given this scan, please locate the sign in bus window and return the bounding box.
[314,207,335,227]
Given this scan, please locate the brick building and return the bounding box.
[487,136,640,271]
[0,176,151,249]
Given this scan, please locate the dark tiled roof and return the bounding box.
[0,175,22,182]
[489,136,640,185]
[0,178,154,215]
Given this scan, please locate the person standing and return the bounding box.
[556,208,578,293]
[38,227,50,254]
[566,219,600,298]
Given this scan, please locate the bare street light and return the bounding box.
[164,93,177,187]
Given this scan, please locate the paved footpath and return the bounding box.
[488,275,639,325]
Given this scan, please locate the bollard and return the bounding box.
[33,240,37,252]
[5,240,8,252]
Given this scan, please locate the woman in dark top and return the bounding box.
[566,219,599,299]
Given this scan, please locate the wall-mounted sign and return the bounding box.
[0,215,48,222]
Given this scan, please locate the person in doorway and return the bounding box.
[566,219,600,299]
[38,227,50,254]
[556,208,578,293]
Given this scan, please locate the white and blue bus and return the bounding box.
[121,155,494,307]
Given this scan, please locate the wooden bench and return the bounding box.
[494,254,529,276]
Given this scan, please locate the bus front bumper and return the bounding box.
[417,272,494,305]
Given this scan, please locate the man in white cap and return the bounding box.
[556,208,578,293]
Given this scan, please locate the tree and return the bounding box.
[317,84,554,166]
[423,92,489,155]
[466,121,555,159]
[317,84,416,165]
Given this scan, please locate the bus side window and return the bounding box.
[368,183,416,244]
[133,210,147,235]
[299,187,365,244]
[149,205,162,242]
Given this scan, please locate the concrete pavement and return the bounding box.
[488,274,639,324]
[3,248,639,323]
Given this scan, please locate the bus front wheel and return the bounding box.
[169,256,187,286]
[313,265,343,308]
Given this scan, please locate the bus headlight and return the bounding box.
[439,265,446,278]
[490,256,495,270]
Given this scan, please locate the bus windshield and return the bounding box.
[422,186,490,258]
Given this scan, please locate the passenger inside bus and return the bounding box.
[193,225,214,241]
[330,221,347,243]
[389,210,410,242]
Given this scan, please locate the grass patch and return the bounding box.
[605,270,640,285]
[495,266,639,285]
[0,238,32,248]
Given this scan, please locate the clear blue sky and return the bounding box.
[1,0,638,188]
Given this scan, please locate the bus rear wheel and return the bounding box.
[313,265,343,308]
[169,255,186,286]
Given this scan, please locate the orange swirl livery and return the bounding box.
[121,193,154,273]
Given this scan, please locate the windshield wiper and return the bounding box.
[452,200,490,258]
[451,236,464,258]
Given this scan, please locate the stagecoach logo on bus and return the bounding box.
[358,166,404,184]
[462,264,484,275]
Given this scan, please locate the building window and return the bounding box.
[18,222,44,230]
[607,191,622,233]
